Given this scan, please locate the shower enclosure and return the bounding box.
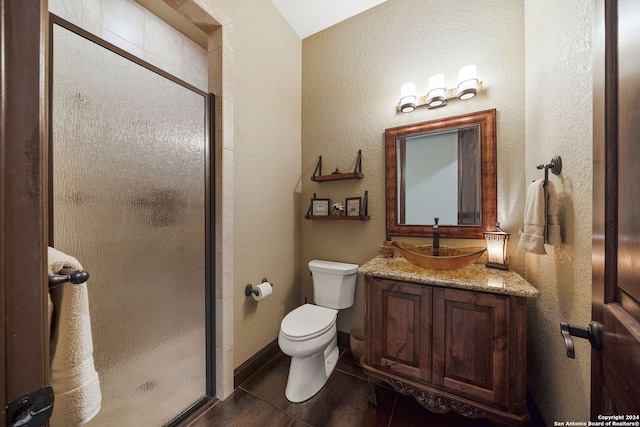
[50,17,213,426]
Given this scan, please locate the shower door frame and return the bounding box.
[51,15,216,425]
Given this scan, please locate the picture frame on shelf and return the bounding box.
[312,198,330,216]
[346,197,362,217]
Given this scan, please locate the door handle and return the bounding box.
[6,386,54,427]
[560,321,602,358]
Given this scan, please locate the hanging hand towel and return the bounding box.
[518,179,546,254]
[48,247,102,426]
[546,180,562,245]
[518,179,562,254]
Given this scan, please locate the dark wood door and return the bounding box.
[1,1,49,426]
[592,0,640,416]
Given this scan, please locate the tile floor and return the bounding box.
[188,347,546,427]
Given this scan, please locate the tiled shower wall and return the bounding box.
[49,0,208,92]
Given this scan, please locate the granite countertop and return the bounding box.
[358,256,540,298]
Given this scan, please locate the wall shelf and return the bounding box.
[311,150,364,181]
[311,172,364,182]
[305,190,369,221]
[308,151,368,221]
[305,215,370,221]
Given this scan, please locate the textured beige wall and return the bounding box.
[524,0,594,423]
[301,0,527,338]
[212,0,302,368]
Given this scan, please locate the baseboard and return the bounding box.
[526,388,547,427]
[337,330,350,349]
[233,338,281,389]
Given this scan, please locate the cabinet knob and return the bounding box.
[560,321,602,358]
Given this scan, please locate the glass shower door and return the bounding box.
[51,21,209,426]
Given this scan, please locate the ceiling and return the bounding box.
[270,0,388,39]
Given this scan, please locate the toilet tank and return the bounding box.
[309,260,359,309]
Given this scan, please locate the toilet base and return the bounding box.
[284,335,339,403]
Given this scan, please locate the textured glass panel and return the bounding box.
[52,24,206,426]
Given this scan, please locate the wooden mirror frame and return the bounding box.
[385,109,497,239]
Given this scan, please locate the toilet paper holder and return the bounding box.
[245,278,273,297]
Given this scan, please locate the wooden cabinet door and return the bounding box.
[433,288,509,408]
[365,277,432,383]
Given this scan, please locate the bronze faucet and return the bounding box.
[433,218,440,249]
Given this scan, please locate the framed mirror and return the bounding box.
[385,109,497,239]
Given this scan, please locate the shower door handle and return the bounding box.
[48,267,89,290]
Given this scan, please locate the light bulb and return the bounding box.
[458,65,478,100]
[400,82,417,113]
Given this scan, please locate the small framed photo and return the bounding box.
[345,197,362,217]
[312,198,330,216]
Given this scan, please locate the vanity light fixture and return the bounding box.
[400,82,417,113]
[397,65,483,113]
[484,223,509,270]
[458,64,478,100]
[427,74,447,108]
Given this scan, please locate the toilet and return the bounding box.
[278,259,359,403]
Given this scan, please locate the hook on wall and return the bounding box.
[536,155,562,183]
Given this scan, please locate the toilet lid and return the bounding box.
[281,304,337,341]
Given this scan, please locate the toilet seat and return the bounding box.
[280,304,337,342]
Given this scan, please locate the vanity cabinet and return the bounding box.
[363,272,531,426]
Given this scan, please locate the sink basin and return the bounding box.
[392,241,486,271]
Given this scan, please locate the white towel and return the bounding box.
[518,179,562,254]
[546,180,562,245]
[48,247,101,426]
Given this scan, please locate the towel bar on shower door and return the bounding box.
[48,267,90,290]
